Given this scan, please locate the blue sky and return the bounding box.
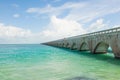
[0,0,120,44]
[0,0,78,32]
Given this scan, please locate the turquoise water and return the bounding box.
[0,44,120,80]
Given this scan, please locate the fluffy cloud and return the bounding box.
[41,17,110,42]
[39,17,110,42]
[0,23,31,38]
[0,15,87,43]
[87,19,109,32]
[0,17,111,44]
[0,23,32,43]
[42,16,86,40]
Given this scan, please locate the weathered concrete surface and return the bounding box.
[43,27,120,59]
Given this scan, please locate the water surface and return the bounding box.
[0,44,120,80]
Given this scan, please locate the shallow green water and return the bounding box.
[0,44,120,80]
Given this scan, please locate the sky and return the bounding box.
[0,0,120,44]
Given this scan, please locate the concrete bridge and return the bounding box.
[43,27,120,59]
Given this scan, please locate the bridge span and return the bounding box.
[43,27,120,59]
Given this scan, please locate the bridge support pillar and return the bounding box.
[113,51,120,59]
[111,36,120,59]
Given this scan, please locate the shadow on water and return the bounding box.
[50,46,120,66]
[65,76,95,80]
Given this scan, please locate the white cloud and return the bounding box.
[41,17,110,42]
[0,17,111,44]
[26,2,86,16]
[87,19,109,32]
[27,0,120,23]
[42,16,86,40]
[0,15,87,44]
[13,14,20,18]
[65,0,120,23]
[0,23,33,44]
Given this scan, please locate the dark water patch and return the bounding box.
[65,76,96,80]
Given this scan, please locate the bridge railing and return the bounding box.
[74,27,120,38]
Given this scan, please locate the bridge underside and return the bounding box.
[71,43,77,50]
[79,42,89,51]
[93,42,109,54]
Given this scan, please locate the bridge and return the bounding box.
[43,27,120,59]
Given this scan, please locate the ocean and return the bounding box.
[0,44,120,80]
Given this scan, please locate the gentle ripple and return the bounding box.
[0,44,120,80]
